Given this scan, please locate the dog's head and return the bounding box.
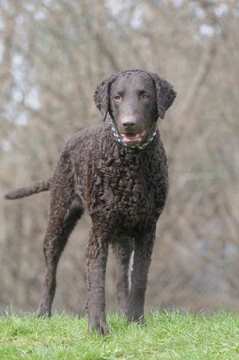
[94,69,176,120]
[94,69,176,148]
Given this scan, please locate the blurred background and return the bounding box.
[1,0,239,315]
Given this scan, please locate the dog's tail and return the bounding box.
[4,178,51,200]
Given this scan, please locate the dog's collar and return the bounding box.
[109,118,157,150]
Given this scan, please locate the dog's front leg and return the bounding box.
[112,238,134,314]
[86,229,109,335]
[126,226,156,324]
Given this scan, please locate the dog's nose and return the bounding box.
[122,117,137,129]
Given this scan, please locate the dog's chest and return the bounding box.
[86,147,168,230]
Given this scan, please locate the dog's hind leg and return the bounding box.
[37,194,84,317]
[36,156,84,317]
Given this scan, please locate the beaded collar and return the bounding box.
[108,118,157,150]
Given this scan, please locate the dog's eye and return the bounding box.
[141,94,150,101]
[114,95,122,102]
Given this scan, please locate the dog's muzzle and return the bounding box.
[109,118,157,150]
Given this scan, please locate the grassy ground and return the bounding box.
[0,311,239,359]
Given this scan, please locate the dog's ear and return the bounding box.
[149,72,176,119]
[93,73,118,121]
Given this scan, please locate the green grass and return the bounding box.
[0,311,239,359]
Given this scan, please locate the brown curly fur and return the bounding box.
[5,69,176,334]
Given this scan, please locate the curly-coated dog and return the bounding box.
[5,69,176,334]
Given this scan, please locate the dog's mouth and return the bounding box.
[120,130,147,146]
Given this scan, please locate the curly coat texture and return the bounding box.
[5,69,176,335]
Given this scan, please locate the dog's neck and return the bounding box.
[108,117,157,150]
